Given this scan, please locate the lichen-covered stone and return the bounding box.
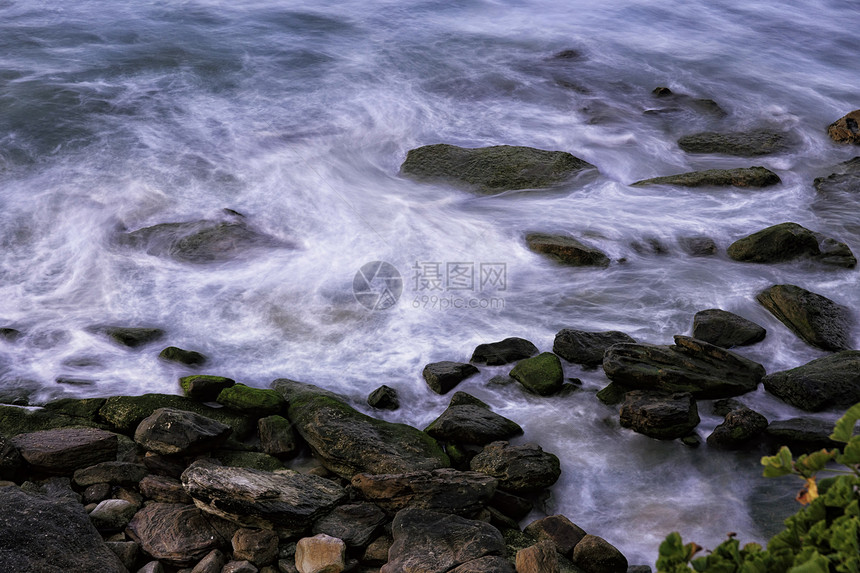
[367,385,399,410]
[632,166,780,188]
[509,352,564,396]
[180,375,236,401]
[102,326,165,348]
[159,346,207,366]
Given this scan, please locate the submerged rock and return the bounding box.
[553,329,636,367]
[101,326,165,348]
[400,144,596,194]
[158,346,207,366]
[756,284,853,351]
[631,166,780,188]
[367,385,400,410]
[762,351,860,411]
[678,235,718,256]
[727,222,856,268]
[525,233,610,267]
[619,391,700,440]
[677,130,793,156]
[827,110,860,144]
[692,309,766,348]
[470,337,538,365]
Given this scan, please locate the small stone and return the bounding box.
[362,535,393,565]
[367,385,399,410]
[470,337,539,366]
[525,233,610,267]
[707,407,768,449]
[191,549,226,573]
[137,561,166,573]
[103,326,165,348]
[126,502,226,567]
[313,502,388,549]
[159,346,208,366]
[422,361,480,395]
[619,391,700,440]
[106,540,139,571]
[89,499,138,531]
[295,533,347,573]
[757,284,852,351]
[678,236,718,256]
[677,130,792,156]
[233,528,279,566]
[83,482,112,504]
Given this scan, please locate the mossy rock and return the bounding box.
[631,166,780,188]
[509,353,564,396]
[159,347,207,367]
[216,384,286,417]
[0,405,103,437]
[677,130,793,156]
[756,284,852,352]
[525,233,609,267]
[42,398,107,424]
[727,222,856,268]
[180,375,236,402]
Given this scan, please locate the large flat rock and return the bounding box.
[756,284,853,351]
[125,502,228,567]
[12,427,118,474]
[763,351,860,411]
[632,166,780,188]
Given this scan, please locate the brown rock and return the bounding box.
[12,427,118,474]
[233,528,279,566]
[191,549,226,573]
[312,502,388,548]
[258,415,300,459]
[523,514,586,556]
[571,534,628,573]
[295,533,347,573]
[451,555,515,572]
[223,561,259,573]
[827,110,860,144]
[362,535,393,565]
[525,233,610,267]
[73,461,148,487]
[516,541,559,573]
[134,408,232,456]
[126,503,228,566]
[139,474,193,504]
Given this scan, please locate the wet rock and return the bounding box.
[73,461,148,486]
[692,309,766,348]
[180,375,236,401]
[814,171,860,196]
[139,474,193,504]
[762,350,860,411]
[756,284,853,351]
[571,534,628,573]
[631,166,780,188]
[192,549,226,573]
[706,407,769,449]
[134,407,232,456]
[678,235,718,256]
[516,540,559,573]
[470,337,539,365]
[382,507,506,573]
[367,385,399,410]
[101,326,165,348]
[603,335,765,399]
[12,427,118,474]
[596,382,629,406]
[0,404,103,437]
[233,528,279,566]
[677,130,793,156]
[553,329,636,367]
[469,441,560,494]
[400,144,596,194]
[126,502,227,567]
[523,514,586,556]
[0,486,128,572]
[42,397,107,423]
[727,222,856,268]
[619,391,700,440]
[827,110,860,144]
[258,415,300,459]
[312,502,387,548]
[217,384,286,417]
[351,468,497,516]
[765,418,840,453]
[273,379,449,477]
[422,361,480,395]
[525,233,610,267]
[295,533,346,573]
[89,498,138,531]
[647,87,725,117]
[181,459,346,534]
[159,346,207,366]
[0,327,21,342]
[425,398,523,446]
[509,352,564,396]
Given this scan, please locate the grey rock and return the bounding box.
[765,418,840,453]
[526,233,610,267]
[619,391,700,440]
[706,407,769,449]
[312,502,388,548]
[553,329,636,367]
[222,560,259,573]
[631,166,780,188]
[134,407,232,456]
[451,555,515,572]
[12,427,118,474]
[727,222,855,268]
[757,284,852,351]
[423,361,480,395]
[106,541,139,571]
[425,403,523,446]
[762,351,860,411]
[83,482,112,504]
[469,441,560,494]
[678,130,793,156]
[90,499,138,531]
[0,433,23,480]
[470,337,539,365]
[571,534,628,573]
[692,309,766,348]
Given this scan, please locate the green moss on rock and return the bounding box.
[179,375,235,401]
[99,394,253,438]
[216,384,286,417]
[509,353,564,396]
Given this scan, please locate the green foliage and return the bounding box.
[657,403,860,573]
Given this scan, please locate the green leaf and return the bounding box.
[788,552,830,573]
[836,435,860,466]
[795,449,836,477]
[831,402,860,443]
[762,446,795,477]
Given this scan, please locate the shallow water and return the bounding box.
[1,0,858,565]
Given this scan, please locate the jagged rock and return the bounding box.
[101,326,165,348]
[425,398,523,446]
[73,461,148,487]
[89,499,138,531]
[602,335,765,399]
[232,528,279,566]
[134,408,231,456]
[727,222,856,268]
[631,166,780,188]
[765,418,840,453]
[400,144,596,194]
[570,534,628,573]
[382,508,506,573]
[258,415,300,459]
[525,233,610,267]
[83,482,111,504]
[367,385,399,410]
[553,329,635,367]
[217,384,286,417]
[827,110,860,144]
[756,284,853,351]
[469,441,560,494]
[422,362,480,395]
[180,375,236,401]
[509,352,564,396]
[295,533,346,573]
[312,502,388,548]
[351,468,497,516]
[516,541,559,573]
[619,391,700,440]
[12,427,118,474]
[137,561,164,573]
[126,502,228,567]
[0,486,128,572]
[100,394,253,438]
[139,474,193,504]
[678,235,718,256]
[470,337,539,365]
[706,407,769,449]
[192,549,226,573]
[762,351,860,411]
[692,309,766,348]
[272,379,449,478]
[677,130,793,156]
[159,346,207,366]
[181,459,346,534]
[523,515,586,556]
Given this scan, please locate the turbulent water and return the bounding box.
[1,0,858,565]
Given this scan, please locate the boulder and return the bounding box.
[181,459,346,534]
[827,110,860,144]
[469,441,560,494]
[470,337,539,365]
[257,415,300,458]
[425,400,523,446]
[272,379,449,478]
[619,391,700,440]
[762,350,860,411]
[126,502,228,567]
[553,329,636,367]
[158,346,207,366]
[367,385,399,410]
[101,326,165,348]
[756,284,853,351]
[602,335,765,399]
[134,407,232,456]
[422,362,480,395]
[570,534,628,573]
[490,490,533,522]
[232,528,279,566]
[139,474,193,504]
[312,502,388,548]
[295,533,346,573]
[765,418,841,453]
[180,375,236,401]
[727,222,856,268]
[351,468,497,516]
[523,515,587,556]
[509,352,564,396]
[400,144,596,194]
[516,541,559,573]
[89,498,138,531]
[677,130,793,156]
[706,407,769,449]
[692,309,766,348]
[631,166,780,188]
[12,427,118,474]
[525,233,610,267]
[382,508,507,573]
[596,382,629,406]
[216,384,286,417]
[0,486,128,572]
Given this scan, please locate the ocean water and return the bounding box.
[1,0,858,565]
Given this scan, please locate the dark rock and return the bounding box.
[180,375,236,401]
[83,482,111,504]
[73,461,148,487]
[469,441,560,494]
[134,407,231,456]
[571,534,628,573]
[814,171,860,196]
[765,418,841,453]
[525,233,610,267]
[678,235,718,256]
[423,361,480,395]
[382,507,506,573]
[677,130,793,156]
[181,459,347,535]
[139,474,192,504]
[257,415,300,458]
[470,337,539,365]
[102,326,165,348]
[400,144,596,194]
[425,402,523,446]
[727,222,856,268]
[158,346,207,366]
[232,528,279,566]
[619,391,700,440]
[603,335,765,399]
[827,110,860,144]
[451,555,515,572]
[312,502,387,548]
[0,404,103,437]
[516,541,559,573]
[12,427,118,474]
[367,385,399,410]
[489,489,533,521]
[449,392,489,407]
[221,560,258,573]
[756,284,853,351]
[596,382,629,406]
[142,452,188,478]
[23,476,81,503]
[211,450,284,472]
[509,352,564,396]
[553,329,636,367]
[363,535,393,565]
[0,486,128,572]
[105,541,139,571]
[0,433,23,480]
[523,514,586,556]
[762,350,860,411]
[43,397,107,423]
[712,398,744,417]
[192,549,226,573]
[351,468,497,516]
[692,309,766,348]
[706,407,769,449]
[0,327,21,342]
[217,384,286,417]
[631,237,670,256]
[126,502,228,567]
[632,166,780,188]
[137,562,164,573]
[272,379,449,477]
[647,88,725,117]
[89,498,138,531]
